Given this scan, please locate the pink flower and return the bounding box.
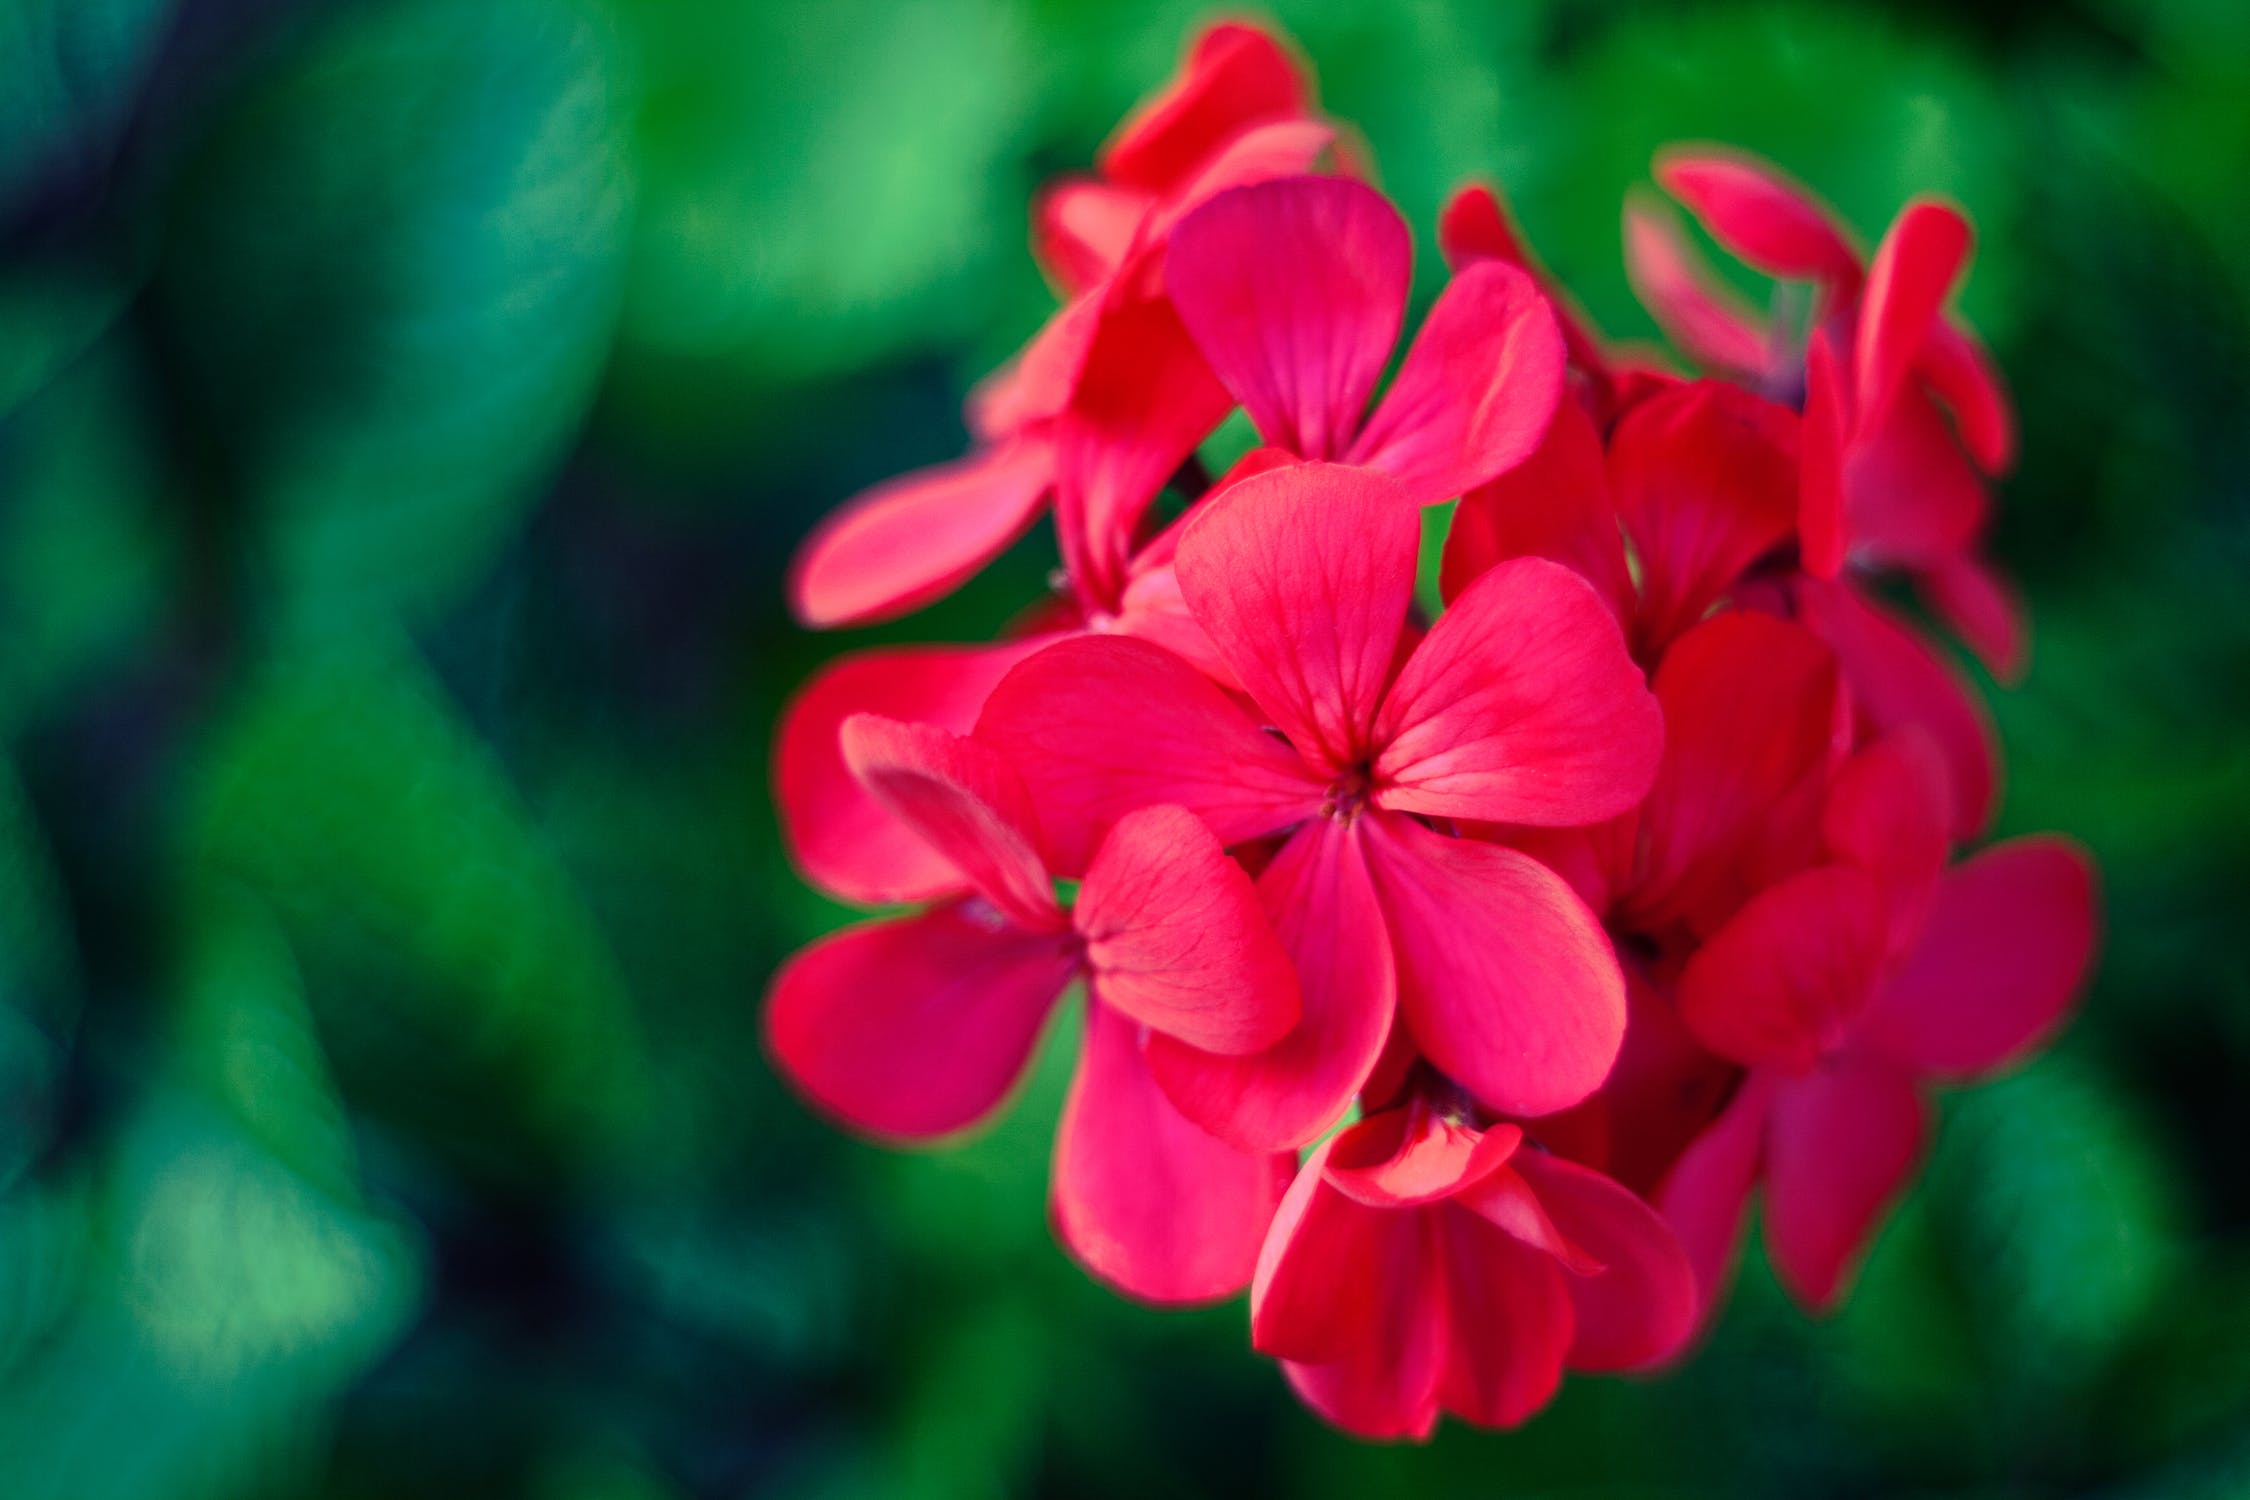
[764,714,1301,1302]
[976,462,1662,1146]
[1164,175,1568,506]
[1250,1097,1696,1438]
[1659,735,2099,1311]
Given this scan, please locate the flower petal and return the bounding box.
[788,439,1053,628]
[1439,397,1632,621]
[966,292,1103,441]
[1363,814,1626,1118]
[1326,1106,1522,1210]
[1147,818,1396,1150]
[1655,1071,1773,1316]
[1098,20,1309,195]
[1609,381,1801,658]
[1919,551,2028,684]
[1653,148,1863,294]
[1764,1054,1926,1311]
[1860,837,2097,1079]
[1052,1001,1294,1304]
[1798,327,1850,579]
[1432,1204,1574,1429]
[974,633,1323,873]
[1854,198,1970,433]
[1176,461,1419,773]
[763,904,1077,1140]
[1166,176,1410,459]
[776,639,1050,905]
[1033,178,1149,294]
[1677,865,1889,1072]
[1439,182,1613,384]
[1078,805,1299,1054]
[1841,381,1989,569]
[1374,556,1662,827]
[1511,1150,1698,1371]
[1622,191,1771,377]
[1819,733,1951,958]
[1252,1136,1426,1364]
[1345,260,1567,504]
[1918,319,2016,475]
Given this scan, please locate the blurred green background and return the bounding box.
[1,0,2245,1495]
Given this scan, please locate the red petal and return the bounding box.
[974,634,1322,873]
[1622,192,1772,377]
[1055,279,1232,608]
[1175,461,1418,773]
[1654,1071,1773,1316]
[1623,612,1841,936]
[1147,819,1396,1150]
[1439,397,1632,620]
[1653,148,1863,294]
[775,639,1050,905]
[1033,178,1149,294]
[1111,561,1235,686]
[1432,1204,1574,1429]
[1919,551,2028,683]
[840,715,1063,931]
[1795,577,1999,838]
[1860,837,2097,1079]
[1439,182,1613,383]
[1374,557,1662,827]
[1252,1137,1429,1364]
[1457,1162,1600,1273]
[1677,865,1890,1072]
[1138,118,1339,248]
[1098,21,1309,196]
[763,904,1076,1140]
[1819,734,1951,958]
[1077,805,1299,1054]
[1854,199,1971,434]
[1841,382,1989,569]
[1363,815,1626,1119]
[1511,1150,1698,1371]
[1346,261,1567,504]
[1166,176,1410,459]
[1052,1001,1294,1304]
[966,292,1102,441]
[1326,1106,1522,1209]
[1918,319,2016,475]
[788,439,1052,628]
[1593,964,1741,1199]
[1799,328,1850,579]
[1764,1054,1926,1311]
[1610,381,1801,658]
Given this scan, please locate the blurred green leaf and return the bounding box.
[0,263,132,421]
[155,0,635,628]
[0,0,178,213]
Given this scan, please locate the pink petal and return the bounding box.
[1919,551,2028,683]
[1918,319,2016,475]
[1362,814,1626,1119]
[840,715,1063,932]
[1511,1150,1698,1371]
[1432,1204,1574,1429]
[1653,148,1863,294]
[1860,836,2098,1079]
[1655,1071,1773,1317]
[1077,805,1300,1054]
[763,904,1077,1140]
[1795,576,2000,838]
[1052,1001,1294,1304]
[1166,176,1411,459]
[1252,1136,1429,1364]
[1033,178,1149,294]
[1622,192,1772,377]
[1098,21,1309,196]
[1854,199,1971,434]
[787,438,1053,628]
[1676,865,1890,1073]
[775,639,1050,906]
[1111,560,1236,686]
[1345,261,1567,504]
[1764,1054,1926,1311]
[1841,381,1989,569]
[1055,278,1233,609]
[1374,556,1662,827]
[1609,381,1801,658]
[1175,461,1418,773]
[966,291,1103,441]
[973,633,1323,873]
[1819,734,1951,958]
[1325,1106,1522,1210]
[1439,397,1632,621]
[1622,612,1841,937]
[1147,818,1397,1150]
[1799,327,1850,579]
[1438,182,1613,383]
[1138,118,1339,248]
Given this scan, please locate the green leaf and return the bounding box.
[0,0,179,214]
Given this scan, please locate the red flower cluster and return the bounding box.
[766,21,2098,1439]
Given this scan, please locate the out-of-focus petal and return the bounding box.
[1799,328,1850,579]
[1439,182,1613,382]
[788,439,1053,628]
[1053,1001,1293,1304]
[1440,399,1632,620]
[1176,461,1418,773]
[1432,1207,1574,1428]
[764,904,1077,1140]
[1841,382,1988,569]
[1511,1150,1698,1371]
[975,634,1323,873]
[1764,1053,1926,1311]
[1099,20,1309,195]
[1860,837,2097,1079]
[1252,1137,1427,1365]
[1918,319,2016,475]
[776,639,1050,905]
[966,292,1103,441]
[1374,557,1662,827]
[1854,199,1971,433]
[1622,192,1772,377]
[1653,147,1863,294]
[1346,261,1566,504]
[1362,814,1626,1119]
[1677,865,1889,1073]
[1148,818,1395,1150]
[1919,551,2028,684]
[1167,176,1410,459]
[1819,734,1951,958]
[1138,118,1338,247]
[1033,178,1149,294]
[1078,805,1299,1054]
[1655,1071,1773,1316]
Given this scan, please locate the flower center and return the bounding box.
[1321,765,1372,824]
